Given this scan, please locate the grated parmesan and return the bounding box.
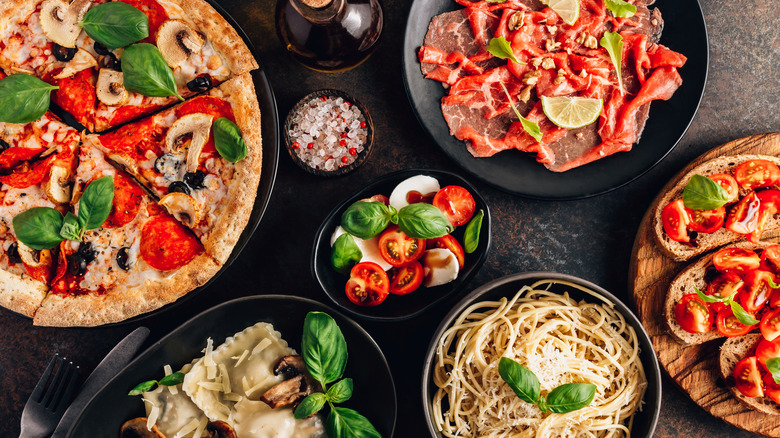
[174,418,200,438]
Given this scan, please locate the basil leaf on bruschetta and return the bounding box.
[683,174,730,210]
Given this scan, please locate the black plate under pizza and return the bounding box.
[65,295,397,437]
[402,0,708,200]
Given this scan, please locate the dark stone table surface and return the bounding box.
[1,0,778,436]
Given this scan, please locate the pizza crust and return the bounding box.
[33,253,220,327]
[0,269,48,319]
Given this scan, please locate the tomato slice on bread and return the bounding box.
[707,272,744,313]
[762,245,780,275]
[712,247,761,274]
[708,173,739,204]
[761,308,780,342]
[686,206,725,233]
[763,373,780,404]
[756,338,780,367]
[675,294,714,334]
[432,185,475,227]
[345,262,389,306]
[726,191,762,235]
[427,235,465,269]
[377,226,425,267]
[662,199,690,243]
[733,356,764,397]
[740,270,775,313]
[388,261,423,295]
[734,159,780,190]
[747,190,780,243]
[716,307,755,337]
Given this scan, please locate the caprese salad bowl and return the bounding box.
[312,169,492,321]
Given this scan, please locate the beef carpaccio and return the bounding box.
[418,0,687,172]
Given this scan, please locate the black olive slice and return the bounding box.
[0,139,10,152]
[78,242,97,263]
[99,53,122,71]
[168,181,191,195]
[186,75,212,93]
[7,242,22,264]
[67,253,88,277]
[183,170,205,189]
[52,44,77,62]
[116,247,131,271]
[93,41,110,56]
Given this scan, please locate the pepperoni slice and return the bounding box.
[109,103,165,127]
[0,154,56,188]
[98,116,159,158]
[103,172,144,228]
[140,214,203,271]
[52,69,96,130]
[0,146,45,172]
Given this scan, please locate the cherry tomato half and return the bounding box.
[432,185,476,227]
[345,262,389,307]
[377,226,425,267]
[725,191,761,235]
[675,294,714,334]
[733,356,764,398]
[361,194,389,205]
[712,247,761,274]
[761,245,780,275]
[734,159,780,190]
[747,190,780,243]
[761,308,780,342]
[708,173,739,203]
[427,235,465,269]
[716,307,755,337]
[756,338,780,367]
[662,199,690,243]
[707,272,744,313]
[686,206,725,234]
[741,270,775,313]
[763,372,780,404]
[388,261,423,295]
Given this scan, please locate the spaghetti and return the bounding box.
[432,279,647,437]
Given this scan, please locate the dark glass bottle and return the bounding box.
[276,0,383,72]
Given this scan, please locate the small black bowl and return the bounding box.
[66,295,397,437]
[284,89,374,177]
[421,272,662,438]
[312,169,492,321]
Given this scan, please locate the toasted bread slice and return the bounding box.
[664,241,776,345]
[654,154,780,262]
[719,333,780,415]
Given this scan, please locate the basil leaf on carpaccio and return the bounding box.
[543,383,597,413]
[487,37,522,64]
[463,209,484,253]
[78,175,115,230]
[331,233,363,274]
[327,407,382,438]
[599,31,624,93]
[59,211,82,241]
[213,117,248,162]
[121,43,183,100]
[605,0,637,17]
[294,392,328,419]
[682,174,730,211]
[326,378,354,404]
[498,357,540,405]
[12,207,65,250]
[301,311,348,386]
[341,201,393,239]
[0,74,58,124]
[396,202,453,239]
[81,2,149,50]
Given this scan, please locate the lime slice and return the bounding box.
[540,0,580,25]
[540,95,603,129]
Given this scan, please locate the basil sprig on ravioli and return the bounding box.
[13,176,115,250]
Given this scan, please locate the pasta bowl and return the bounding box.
[421,272,661,438]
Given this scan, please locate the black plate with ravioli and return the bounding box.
[402,0,708,200]
[422,272,662,438]
[65,295,396,437]
[312,169,492,322]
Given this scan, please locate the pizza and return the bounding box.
[0,0,263,327]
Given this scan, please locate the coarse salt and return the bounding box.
[289,96,368,171]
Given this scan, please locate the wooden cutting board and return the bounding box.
[629,133,780,436]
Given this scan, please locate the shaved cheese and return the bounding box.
[174,418,200,438]
[206,365,217,380]
[234,349,249,367]
[203,338,215,366]
[147,405,160,431]
[216,401,231,417]
[197,381,223,391]
[245,375,277,398]
[192,417,209,438]
[219,363,231,393]
[251,338,272,356]
[223,392,243,402]
[242,376,250,395]
[164,364,173,376]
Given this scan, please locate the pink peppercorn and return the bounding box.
[341,156,349,163]
[349,148,357,155]
[292,141,299,149]
[360,121,366,128]
[340,140,347,146]
[307,143,313,149]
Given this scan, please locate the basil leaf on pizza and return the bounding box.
[79,176,115,230]
[0,74,58,124]
[121,44,183,100]
[81,2,149,50]
[13,207,65,250]
[60,212,83,241]
[213,117,248,162]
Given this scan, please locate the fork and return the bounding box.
[19,354,80,438]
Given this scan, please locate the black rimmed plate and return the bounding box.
[65,295,396,437]
[402,0,708,200]
[312,169,492,321]
[421,272,662,438]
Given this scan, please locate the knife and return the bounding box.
[51,326,151,438]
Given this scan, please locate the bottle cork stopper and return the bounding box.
[301,0,332,8]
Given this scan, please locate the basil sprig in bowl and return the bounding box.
[311,169,492,322]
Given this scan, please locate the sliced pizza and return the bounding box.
[85,73,262,264]
[33,145,220,326]
[0,0,258,132]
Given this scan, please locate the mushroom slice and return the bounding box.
[10,67,35,75]
[96,68,128,106]
[159,192,202,228]
[17,242,52,268]
[273,355,307,377]
[165,113,212,170]
[40,0,93,48]
[156,20,204,68]
[259,374,312,409]
[120,418,166,438]
[53,49,98,79]
[206,421,237,438]
[44,165,72,204]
